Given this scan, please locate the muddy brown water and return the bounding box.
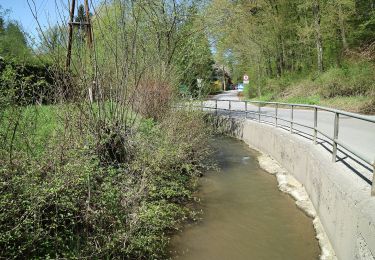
[170,137,320,260]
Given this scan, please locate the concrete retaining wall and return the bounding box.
[217,117,375,260]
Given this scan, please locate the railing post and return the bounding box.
[275,103,278,127]
[290,105,294,133]
[313,107,318,144]
[332,113,339,162]
[215,99,218,116]
[372,160,375,196]
[258,103,261,122]
[245,101,248,118]
[201,99,203,111]
[229,100,232,117]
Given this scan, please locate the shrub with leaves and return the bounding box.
[0,108,212,259]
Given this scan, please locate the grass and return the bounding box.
[280,95,321,105]
[0,102,145,159]
[249,94,320,105]
[0,104,60,159]
[248,94,373,113]
[319,96,374,113]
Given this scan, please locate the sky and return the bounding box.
[0,0,100,44]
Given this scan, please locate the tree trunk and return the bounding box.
[222,65,226,91]
[276,34,284,77]
[313,0,324,73]
[257,60,262,98]
[338,4,348,50]
[281,37,287,71]
[267,55,273,77]
[66,0,76,70]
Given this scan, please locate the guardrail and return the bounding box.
[199,99,375,196]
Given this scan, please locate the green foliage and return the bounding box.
[0,107,212,259]
[243,83,252,98]
[38,25,67,59]
[0,151,98,258]
[0,58,55,105]
[0,7,56,106]
[317,61,375,97]
[0,105,59,163]
[247,60,375,112]
[91,0,214,99]
[350,1,375,45]
[283,95,321,105]
[0,6,31,62]
[174,6,214,97]
[206,0,375,110]
[274,61,374,99]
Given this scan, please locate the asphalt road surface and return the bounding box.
[205,91,375,173]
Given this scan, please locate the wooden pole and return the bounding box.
[84,0,93,50]
[84,0,95,103]
[66,0,76,70]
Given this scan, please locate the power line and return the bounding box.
[25,0,48,36]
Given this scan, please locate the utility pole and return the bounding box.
[66,0,76,70]
[65,0,93,70]
[65,0,94,102]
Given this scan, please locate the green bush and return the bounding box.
[256,60,375,110]
[0,149,98,258]
[0,58,57,105]
[317,61,375,98]
[0,108,212,259]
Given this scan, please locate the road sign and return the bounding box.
[243,74,249,84]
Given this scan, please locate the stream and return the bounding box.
[171,136,320,260]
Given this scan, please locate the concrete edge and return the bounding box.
[257,153,337,260]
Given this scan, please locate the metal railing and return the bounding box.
[200,99,375,196]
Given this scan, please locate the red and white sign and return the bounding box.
[243,74,249,84]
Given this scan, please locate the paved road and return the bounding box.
[205,91,375,171]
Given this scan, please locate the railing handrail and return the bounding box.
[198,98,375,196]
[206,99,375,123]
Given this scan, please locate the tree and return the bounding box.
[173,5,214,96]
[0,21,31,61]
[75,4,87,39]
[205,0,374,85]
[350,0,375,45]
[0,5,31,61]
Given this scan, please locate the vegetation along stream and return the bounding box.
[171,136,320,260]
